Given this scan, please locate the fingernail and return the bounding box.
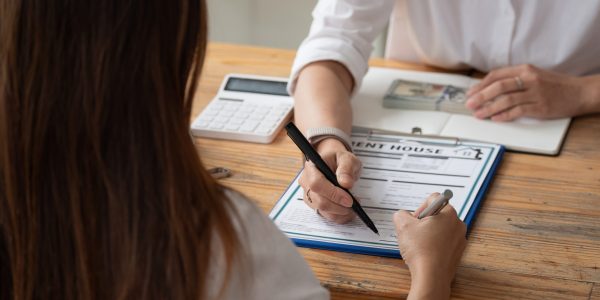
[342,197,353,207]
[465,98,474,109]
[466,97,479,110]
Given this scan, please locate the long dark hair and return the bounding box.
[0,1,240,299]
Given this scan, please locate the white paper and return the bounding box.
[270,133,502,253]
[441,115,571,155]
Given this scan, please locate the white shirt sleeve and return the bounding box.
[288,0,395,95]
[209,189,329,300]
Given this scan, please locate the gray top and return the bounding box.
[206,189,330,300]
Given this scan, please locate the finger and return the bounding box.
[302,193,315,209]
[304,162,353,207]
[438,203,459,219]
[393,210,416,231]
[467,77,524,111]
[309,190,355,215]
[490,103,535,122]
[467,65,524,97]
[335,151,361,189]
[320,209,355,224]
[413,192,441,217]
[473,93,530,119]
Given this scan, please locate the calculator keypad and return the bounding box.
[194,100,292,136]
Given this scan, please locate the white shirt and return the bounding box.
[289,0,600,94]
[207,189,329,300]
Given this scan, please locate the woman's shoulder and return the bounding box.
[217,188,330,300]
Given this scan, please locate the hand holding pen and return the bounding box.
[294,139,362,225]
[285,122,379,234]
[393,192,467,299]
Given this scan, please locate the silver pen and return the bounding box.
[417,189,453,219]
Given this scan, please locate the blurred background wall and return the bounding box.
[207,0,386,57]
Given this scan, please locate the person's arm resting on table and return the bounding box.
[290,0,394,224]
[295,62,359,224]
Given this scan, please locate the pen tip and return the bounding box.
[371,227,379,235]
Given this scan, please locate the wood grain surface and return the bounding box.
[591,284,600,299]
[193,43,600,299]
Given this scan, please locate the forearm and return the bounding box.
[580,74,600,115]
[293,61,354,134]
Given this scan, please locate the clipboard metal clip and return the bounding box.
[353,126,462,147]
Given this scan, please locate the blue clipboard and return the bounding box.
[270,139,505,259]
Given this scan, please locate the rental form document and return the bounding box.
[269,132,503,257]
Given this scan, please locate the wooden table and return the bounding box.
[193,43,600,299]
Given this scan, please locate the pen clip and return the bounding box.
[431,199,449,215]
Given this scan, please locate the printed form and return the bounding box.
[269,132,503,256]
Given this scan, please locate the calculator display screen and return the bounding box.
[225,77,289,96]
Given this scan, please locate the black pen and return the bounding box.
[285,122,379,235]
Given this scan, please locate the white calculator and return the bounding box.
[190,74,293,143]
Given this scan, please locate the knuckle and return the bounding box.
[504,95,516,106]
[305,171,323,189]
[498,80,509,91]
[305,175,319,189]
[473,93,485,104]
[446,205,459,218]
[327,213,348,224]
[326,188,342,204]
[523,64,535,73]
[504,94,515,104]
[315,198,331,211]
[354,163,363,176]
[493,112,506,121]
[339,213,355,224]
[394,218,409,231]
[349,152,360,164]
[479,106,490,115]
[514,106,525,115]
[332,216,348,224]
[298,174,306,187]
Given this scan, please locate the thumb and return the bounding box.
[335,151,360,189]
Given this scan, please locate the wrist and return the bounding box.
[579,75,600,115]
[307,127,353,152]
[408,278,451,300]
[407,262,453,300]
[315,137,349,153]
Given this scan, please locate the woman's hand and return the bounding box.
[465,64,600,122]
[298,138,362,224]
[394,194,467,300]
